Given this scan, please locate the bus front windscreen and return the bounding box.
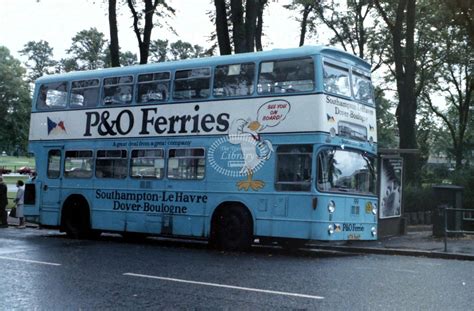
[317,148,376,195]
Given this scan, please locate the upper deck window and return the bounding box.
[257,57,314,94]
[173,68,211,100]
[323,62,351,97]
[352,70,374,105]
[37,82,68,109]
[70,79,100,108]
[103,75,134,105]
[137,72,170,103]
[213,63,255,97]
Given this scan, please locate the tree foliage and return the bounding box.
[66,27,108,70]
[0,47,31,154]
[420,0,473,169]
[19,40,57,82]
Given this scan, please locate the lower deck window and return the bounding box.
[96,150,128,179]
[64,150,93,178]
[275,145,313,191]
[167,148,205,180]
[130,149,164,179]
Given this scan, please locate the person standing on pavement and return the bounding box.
[0,176,8,227]
[14,180,25,228]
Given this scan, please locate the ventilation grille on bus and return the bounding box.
[140,180,152,189]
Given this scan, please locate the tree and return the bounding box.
[149,40,211,62]
[374,0,419,185]
[169,41,209,60]
[19,40,57,82]
[375,88,398,148]
[0,47,31,154]
[421,0,473,169]
[66,28,108,70]
[214,0,268,55]
[108,0,121,67]
[444,0,474,46]
[126,0,175,64]
[120,51,138,66]
[284,0,318,47]
[149,39,169,62]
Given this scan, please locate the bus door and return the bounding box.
[39,146,64,226]
[273,144,315,239]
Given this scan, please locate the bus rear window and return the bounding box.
[103,76,134,105]
[70,79,100,108]
[37,82,68,109]
[167,148,205,180]
[137,72,170,103]
[213,63,255,97]
[173,68,210,100]
[257,57,314,94]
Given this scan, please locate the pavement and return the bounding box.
[4,211,474,260]
[309,225,474,261]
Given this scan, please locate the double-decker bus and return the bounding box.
[24,46,378,250]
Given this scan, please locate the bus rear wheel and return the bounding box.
[62,198,92,239]
[213,205,253,251]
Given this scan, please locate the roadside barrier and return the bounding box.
[441,207,474,252]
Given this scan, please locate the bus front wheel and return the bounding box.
[212,205,253,251]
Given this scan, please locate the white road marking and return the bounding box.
[0,256,61,266]
[124,272,324,300]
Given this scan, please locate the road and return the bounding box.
[1,227,472,310]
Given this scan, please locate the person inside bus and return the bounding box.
[0,176,8,228]
[14,180,25,229]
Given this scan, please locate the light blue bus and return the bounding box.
[24,46,378,250]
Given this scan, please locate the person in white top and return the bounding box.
[14,180,25,228]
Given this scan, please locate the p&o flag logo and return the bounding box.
[47,117,67,135]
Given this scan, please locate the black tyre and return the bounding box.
[213,205,253,251]
[278,238,308,251]
[63,203,91,239]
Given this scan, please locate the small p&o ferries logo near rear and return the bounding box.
[47,117,67,135]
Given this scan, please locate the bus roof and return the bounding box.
[36,45,371,84]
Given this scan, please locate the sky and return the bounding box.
[0,0,306,62]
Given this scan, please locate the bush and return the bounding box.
[451,168,474,209]
[402,184,436,213]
